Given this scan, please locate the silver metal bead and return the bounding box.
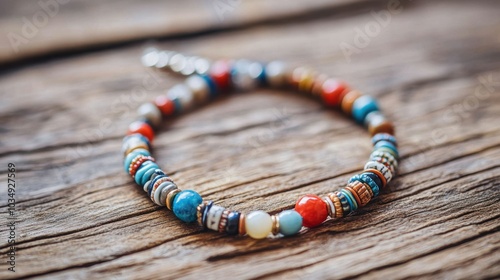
[137,102,162,128]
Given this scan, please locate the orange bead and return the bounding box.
[341,90,362,115]
[321,79,349,107]
[154,95,175,116]
[295,194,328,227]
[128,121,154,143]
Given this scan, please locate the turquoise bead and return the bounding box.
[278,210,303,236]
[123,149,150,173]
[172,190,203,223]
[374,140,399,158]
[140,166,158,187]
[341,189,358,212]
[135,161,159,186]
[352,95,379,124]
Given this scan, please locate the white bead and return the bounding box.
[169,53,186,73]
[364,161,393,183]
[245,210,272,239]
[141,48,159,67]
[167,84,194,111]
[232,59,261,91]
[185,75,210,104]
[137,102,162,127]
[207,205,225,231]
[265,61,288,87]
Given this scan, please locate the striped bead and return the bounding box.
[335,191,351,216]
[206,204,225,231]
[340,188,358,213]
[364,161,393,183]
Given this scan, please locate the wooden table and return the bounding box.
[1,0,499,279]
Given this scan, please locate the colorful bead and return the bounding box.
[123,149,150,172]
[348,181,372,207]
[340,188,358,213]
[185,75,210,104]
[154,95,175,116]
[140,166,158,187]
[128,121,155,143]
[295,194,328,228]
[231,59,263,91]
[351,173,380,197]
[374,140,399,158]
[322,196,336,218]
[206,204,225,231]
[336,191,351,216]
[129,155,155,178]
[364,161,393,183]
[218,210,230,233]
[372,133,398,147]
[341,90,362,115]
[364,168,387,189]
[321,79,349,107]
[239,213,246,236]
[311,73,329,97]
[328,193,344,218]
[134,161,158,185]
[225,211,240,235]
[245,210,273,239]
[352,95,379,124]
[200,201,213,229]
[265,61,288,87]
[278,210,303,236]
[366,111,395,136]
[137,102,162,128]
[172,190,203,223]
[122,134,151,156]
[160,183,178,207]
[209,60,232,92]
[167,84,194,112]
[166,188,181,209]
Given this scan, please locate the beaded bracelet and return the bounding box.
[122,48,398,239]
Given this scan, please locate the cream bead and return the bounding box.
[265,61,288,87]
[167,84,194,111]
[185,75,210,104]
[137,102,162,128]
[245,210,272,239]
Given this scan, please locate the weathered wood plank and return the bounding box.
[0,0,499,279]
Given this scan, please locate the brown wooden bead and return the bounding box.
[345,186,362,206]
[368,113,395,136]
[328,192,344,218]
[239,213,246,236]
[349,181,372,207]
[341,90,362,115]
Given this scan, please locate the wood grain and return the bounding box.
[0,0,499,279]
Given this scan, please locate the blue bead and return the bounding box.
[278,210,303,236]
[374,140,399,158]
[148,174,168,197]
[123,149,150,173]
[135,161,159,186]
[257,64,267,85]
[352,95,379,124]
[340,189,357,212]
[226,211,240,235]
[371,133,397,147]
[349,174,380,197]
[140,167,158,187]
[173,98,183,114]
[172,190,203,223]
[200,74,218,99]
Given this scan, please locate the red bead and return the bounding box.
[209,60,232,91]
[295,194,328,227]
[321,79,349,107]
[154,95,175,116]
[128,121,154,143]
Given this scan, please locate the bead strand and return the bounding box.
[122,50,399,239]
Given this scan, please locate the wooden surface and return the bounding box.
[1,0,499,279]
